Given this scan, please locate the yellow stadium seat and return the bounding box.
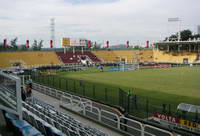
[0,51,63,68]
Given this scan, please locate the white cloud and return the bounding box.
[0,0,200,47]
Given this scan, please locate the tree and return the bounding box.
[165,34,178,41]
[165,29,194,41]
[38,40,43,49]
[32,40,43,50]
[192,34,200,39]
[10,37,18,49]
[180,29,192,41]
[32,40,38,50]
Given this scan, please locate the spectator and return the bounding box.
[21,87,26,101]
[26,83,32,97]
[28,82,32,90]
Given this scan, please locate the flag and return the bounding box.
[50,40,53,48]
[26,40,29,48]
[3,39,7,48]
[88,40,91,48]
[126,41,129,48]
[106,41,109,48]
[146,40,149,48]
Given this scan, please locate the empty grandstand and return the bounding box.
[92,50,154,64]
[0,51,63,68]
[23,97,109,136]
[56,51,101,65]
[92,50,119,63]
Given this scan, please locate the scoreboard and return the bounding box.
[62,38,87,47]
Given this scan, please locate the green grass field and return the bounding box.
[56,67,200,105]
[33,66,200,118]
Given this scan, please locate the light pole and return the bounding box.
[168,17,182,41]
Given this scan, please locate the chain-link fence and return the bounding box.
[32,75,200,122]
[32,75,121,107]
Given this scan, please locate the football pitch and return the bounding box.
[56,66,200,106]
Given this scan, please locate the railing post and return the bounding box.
[99,110,101,122]
[83,103,86,116]
[141,124,144,136]
[117,116,120,129]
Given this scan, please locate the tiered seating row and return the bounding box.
[92,50,154,63]
[56,52,81,64]
[23,97,109,136]
[4,111,43,136]
[153,51,198,63]
[83,51,101,62]
[0,51,63,68]
[139,50,154,63]
[56,51,101,64]
[92,51,119,62]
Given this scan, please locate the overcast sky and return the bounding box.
[0,0,199,47]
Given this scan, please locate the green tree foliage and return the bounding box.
[180,29,192,41]
[32,40,43,51]
[10,37,18,49]
[38,40,43,49]
[167,34,178,41]
[32,40,38,50]
[165,29,198,41]
[193,34,200,39]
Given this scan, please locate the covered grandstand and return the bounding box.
[154,40,200,64]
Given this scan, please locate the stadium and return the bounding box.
[1,1,200,136]
[1,35,200,136]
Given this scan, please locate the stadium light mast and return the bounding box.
[50,18,55,48]
[168,17,181,41]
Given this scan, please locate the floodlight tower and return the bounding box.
[168,17,181,41]
[50,18,55,48]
